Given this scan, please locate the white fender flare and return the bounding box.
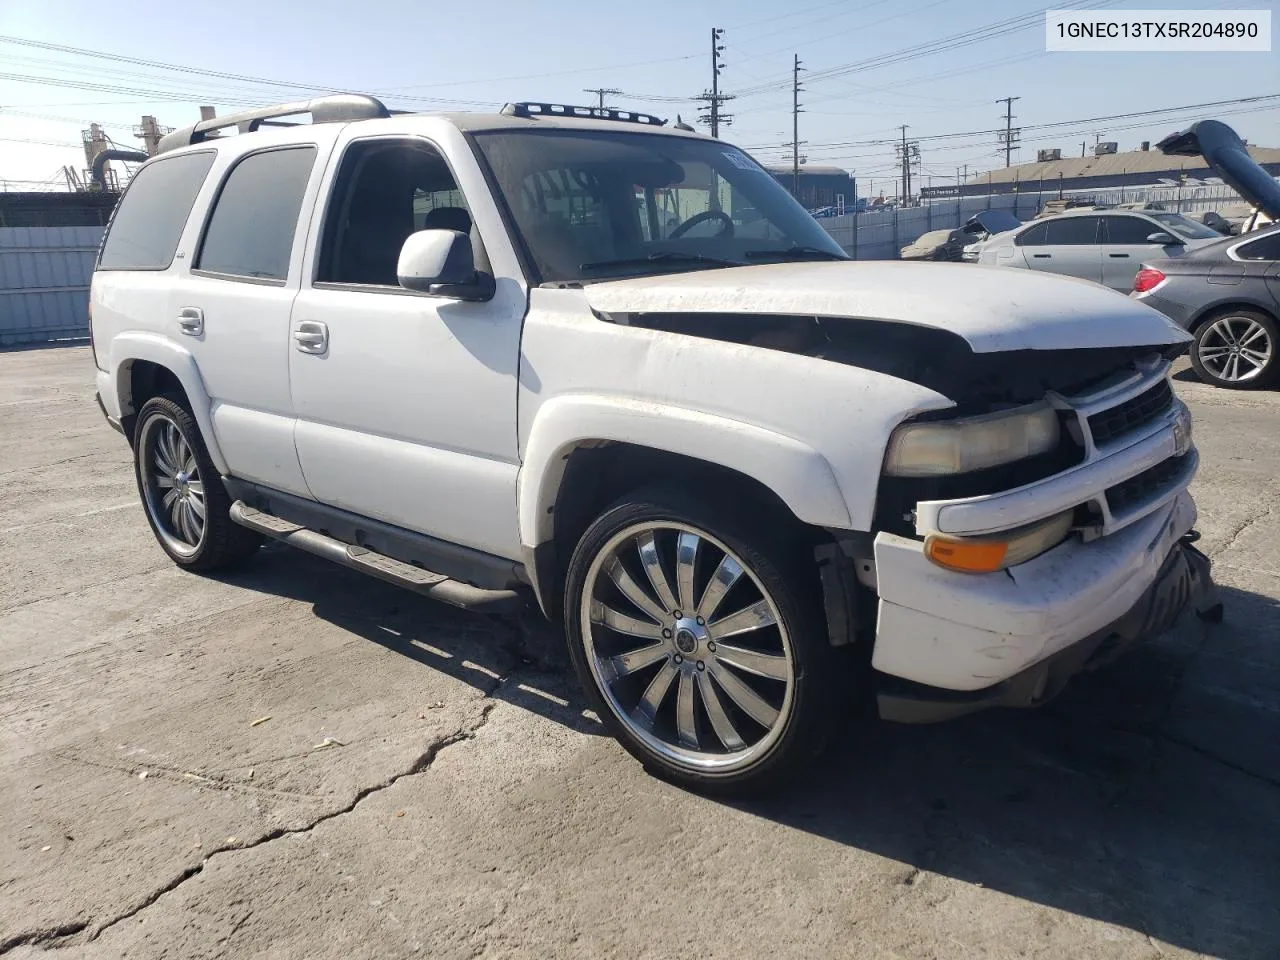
[518,394,852,551]
[108,332,228,475]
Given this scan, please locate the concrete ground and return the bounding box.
[1,346,1277,960]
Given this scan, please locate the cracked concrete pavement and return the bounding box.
[2,347,1278,959]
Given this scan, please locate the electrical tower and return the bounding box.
[583,87,622,111]
[695,27,734,137]
[997,96,1021,168]
[895,126,920,202]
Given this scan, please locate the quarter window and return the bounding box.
[196,146,317,281]
[98,151,215,270]
[1235,233,1280,261]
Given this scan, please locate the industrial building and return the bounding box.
[922,141,1280,199]
[763,164,856,212]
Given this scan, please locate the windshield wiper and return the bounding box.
[743,245,849,262]
[580,251,743,272]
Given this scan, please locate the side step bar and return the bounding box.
[230,502,525,614]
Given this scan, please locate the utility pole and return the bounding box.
[997,95,1021,168]
[583,88,622,111]
[899,125,909,202]
[792,54,805,198]
[695,28,734,137]
[894,126,919,203]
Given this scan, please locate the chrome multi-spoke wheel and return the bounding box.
[579,520,797,774]
[139,413,206,557]
[1196,314,1273,384]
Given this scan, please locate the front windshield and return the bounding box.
[471,129,848,283]
[1151,212,1221,240]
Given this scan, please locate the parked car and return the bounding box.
[1132,225,1280,388]
[901,210,1021,262]
[976,208,1222,291]
[90,95,1218,795]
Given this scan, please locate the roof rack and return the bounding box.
[156,94,390,154]
[500,102,667,127]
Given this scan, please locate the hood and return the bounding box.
[583,261,1189,354]
[967,209,1021,235]
[1158,119,1280,220]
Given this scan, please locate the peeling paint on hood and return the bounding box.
[582,261,1191,354]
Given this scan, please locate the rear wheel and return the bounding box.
[563,491,840,795]
[133,395,261,571]
[1190,308,1279,389]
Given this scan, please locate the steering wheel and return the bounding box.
[669,209,735,239]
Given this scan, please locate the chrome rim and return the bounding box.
[139,414,206,557]
[580,521,796,774]
[1199,316,1272,382]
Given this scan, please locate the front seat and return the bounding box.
[422,206,472,235]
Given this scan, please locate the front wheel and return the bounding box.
[133,395,261,571]
[563,492,840,795]
[1190,308,1279,389]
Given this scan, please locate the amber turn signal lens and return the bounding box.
[925,535,1009,574]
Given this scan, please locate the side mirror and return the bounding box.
[397,229,493,299]
[1146,231,1181,246]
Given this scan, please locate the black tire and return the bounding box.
[562,488,844,796]
[1189,307,1280,390]
[132,394,261,571]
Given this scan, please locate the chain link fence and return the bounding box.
[818,183,1253,260]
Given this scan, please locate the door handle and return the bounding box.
[1032,254,1051,259]
[176,307,204,336]
[293,320,328,354]
[1109,253,1130,258]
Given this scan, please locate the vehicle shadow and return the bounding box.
[733,583,1280,960]
[212,540,599,737]
[219,548,1278,958]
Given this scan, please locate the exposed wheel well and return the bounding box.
[1188,302,1277,333]
[122,360,188,442]
[538,442,823,619]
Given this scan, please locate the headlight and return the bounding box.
[925,510,1074,573]
[885,402,1060,477]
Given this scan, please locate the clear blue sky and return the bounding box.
[0,0,1275,193]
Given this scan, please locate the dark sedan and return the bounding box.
[1133,225,1280,389]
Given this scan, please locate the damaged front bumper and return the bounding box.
[868,491,1220,722]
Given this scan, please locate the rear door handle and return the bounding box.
[177,307,204,336]
[293,320,328,354]
[1109,253,1130,258]
[1032,254,1051,259]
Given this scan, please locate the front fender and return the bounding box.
[107,332,227,475]
[517,394,852,550]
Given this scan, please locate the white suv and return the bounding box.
[91,96,1219,794]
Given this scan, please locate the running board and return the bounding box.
[229,501,524,614]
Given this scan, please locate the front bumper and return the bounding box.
[870,492,1219,722]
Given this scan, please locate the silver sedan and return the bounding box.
[976,209,1221,291]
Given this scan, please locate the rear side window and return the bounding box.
[98,151,215,270]
[1043,216,1100,245]
[197,146,317,281]
[1235,233,1280,261]
[1104,216,1159,244]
